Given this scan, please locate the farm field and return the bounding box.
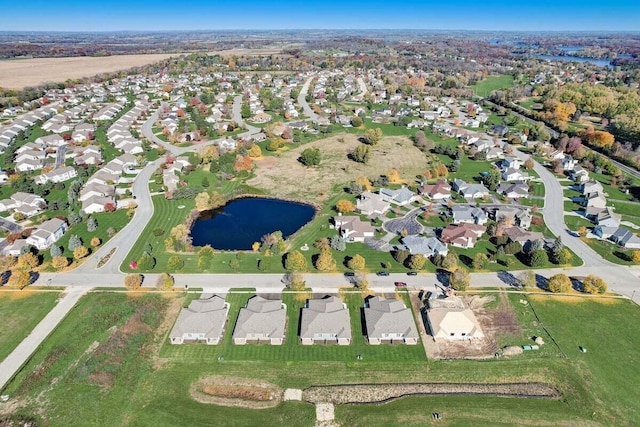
[1,291,639,426]
[469,75,515,97]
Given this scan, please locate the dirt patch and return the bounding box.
[303,382,561,404]
[248,133,426,201]
[190,376,283,409]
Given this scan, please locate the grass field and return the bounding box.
[3,291,640,426]
[470,75,515,97]
[0,290,61,362]
[582,237,638,265]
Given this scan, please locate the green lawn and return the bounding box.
[582,237,639,265]
[564,215,592,230]
[4,291,640,426]
[0,291,61,362]
[469,75,515,97]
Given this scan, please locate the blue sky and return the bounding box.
[1,0,639,31]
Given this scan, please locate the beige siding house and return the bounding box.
[300,296,351,345]
[364,296,419,345]
[169,295,229,345]
[232,296,286,345]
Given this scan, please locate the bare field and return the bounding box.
[248,133,427,201]
[0,54,181,89]
[0,47,289,89]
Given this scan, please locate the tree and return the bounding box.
[124,274,143,290]
[7,270,30,289]
[449,267,470,291]
[248,144,262,158]
[351,144,371,164]
[408,255,426,271]
[285,250,307,271]
[518,270,536,288]
[87,217,98,232]
[315,249,336,271]
[577,226,588,237]
[363,128,383,145]
[73,246,89,260]
[582,275,607,294]
[167,256,184,271]
[68,235,82,251]
[555,247,573,265]
[351,116,363,127]
[336,199,356,214]
[195,192,211,211]
[472,253,489,270]
[347,254,366,271]
[441,252,459,272]
[90,236,101,247]
[547,274,571,293]
[51,256,69,271]
[252,241,261,252]
[50,245,62,258]
[528,249,548,267]
[240,103,251,119]
[198,255,212,270]
[386,169,401,184]
[392,249,411,266]
[299,147,321,166]
[355,176,372,191]
[329,234,346,251]
[17,253,39,270]
[482,169,501,191]
[524,157,535,170]
[157,272,175,290]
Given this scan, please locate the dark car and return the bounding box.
[344,272,355,277]
[407,271,418,276]
[394,282,407,288]
[376,271,390,276]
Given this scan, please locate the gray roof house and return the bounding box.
[169,294,230,345]
[232,296,286,345]
[452,179,490,199]
[496,182,530,199]
[364,296,419,345]
[356,191,390,216]
[610,227,640,249]
[379,186,416,206]
[402,235,449,258]
[451,205,488,225]
[425,295,485,340]
[300,296,351,345]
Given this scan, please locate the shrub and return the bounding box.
[167,256,184,271]
[547,274,571,293]
[582,275,607,294]
[124,274,143,290]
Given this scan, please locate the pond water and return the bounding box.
[536,54,614,67]
[190,197,315,250]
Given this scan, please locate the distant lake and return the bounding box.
[536,54,613,67]
[190,197,315,250]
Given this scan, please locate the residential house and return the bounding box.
[452,179,490,199]
[402,235,449,258]
[561,156,578,171]
[489,125,508,137]
[232,296,286,345]
[496,182,530,199]
[419,180,451,200]
[379,186,416,206]
[581,180,604,196]
[0,192,46,216]
[503,227,544,245]
[425,295,485,340]
[169,294,230,345]
[569,166,589,183]
[494,206,533,229]
[451,205,488,225]
[364,296,419,345]
[439,223,487,248]
[356,191,390,216]
[35,134,65,147]
[501,156,523,170]
[25,218,67,250]
[33,166,78,185]
[610,227,640,249]
[300,296,351,345]
[595,207,621,228]
[502,168,530,182]
[333,215,375,243]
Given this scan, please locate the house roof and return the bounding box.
[169,295,228,340]
[232,296,286,341]
[427,308,485,338]
[300,296,351,340]
[402,235,448,256]
[419,179,451,197]
[357,191,389,214]
[380,186,415,204]
[364,296,419,341]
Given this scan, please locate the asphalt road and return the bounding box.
[298,75,318,121]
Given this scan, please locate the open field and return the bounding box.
[0,291,61,362]
[469,75,515,97]
[2,291,639,426]
[248,133,427,201]
[0,54,180,89]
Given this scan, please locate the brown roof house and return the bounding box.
[425,294,484,340]
[232,296,286,345]
[300,296,351,345]
[364,296,419,345]
[440,223,486,248]
[169,294,230,345]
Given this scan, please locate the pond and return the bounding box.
[190,197,315,250]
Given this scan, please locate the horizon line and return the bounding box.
[2,29,640,34]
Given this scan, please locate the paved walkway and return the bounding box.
[0,287,89,392]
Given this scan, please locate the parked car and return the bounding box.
[376,271,390,276]
[407,271,418,276]
[344,272,355,277]
[394,282,407,287]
